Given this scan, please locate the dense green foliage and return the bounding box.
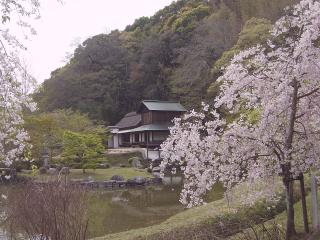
[34,0,298,125]
[24,110,107,166]
[62,131,105,172]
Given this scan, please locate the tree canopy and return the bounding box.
[62,130,105,173]
[24,109,107,165]
[33,0,298,125]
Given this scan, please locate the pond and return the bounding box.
[0,182,224,239]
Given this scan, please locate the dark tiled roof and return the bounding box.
[115,112,141,130]
[118,123,173,133]
[139,100,187,112]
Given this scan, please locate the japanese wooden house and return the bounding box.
[108,100,186,148]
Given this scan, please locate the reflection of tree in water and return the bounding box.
[88,186,184,237]
[115,185,182,208]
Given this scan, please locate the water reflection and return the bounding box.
[88,185,183,237]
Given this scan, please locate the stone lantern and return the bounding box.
[42,150,50,169]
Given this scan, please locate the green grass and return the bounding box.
[20,168,152,182]
[227,190,318,240]
[106,152,143,167]
[272,194,313,233]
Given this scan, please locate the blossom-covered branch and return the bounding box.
[161,0,320,238]
[0,0,41,165]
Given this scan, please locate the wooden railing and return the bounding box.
[120,141,164,148]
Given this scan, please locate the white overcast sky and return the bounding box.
[24,0,174,83]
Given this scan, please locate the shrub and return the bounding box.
[70,163,82,169]
[3,181,89,240]
[83,163,97,170]
[12,161,30,172]
[39,167,47,175]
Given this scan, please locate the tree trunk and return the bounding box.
[283,78,299,239]
[284,178,296,240]
[299,173,309,233]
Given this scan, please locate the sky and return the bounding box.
[24,0,174,83]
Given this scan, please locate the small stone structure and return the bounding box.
[130,157,143,168]
[60,167,70,175]
[47,168,58,175]
[111,175,124,181]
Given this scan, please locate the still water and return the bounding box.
[88,185,183,237]
[0,183,224,239]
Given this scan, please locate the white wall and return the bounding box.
[113,135,119,148]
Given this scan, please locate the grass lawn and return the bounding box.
[273,194,313,233]
[20,167,152,182]
[106,152,143,167]
[228,190,319,240]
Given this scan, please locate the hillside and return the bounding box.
[33,0,298,125]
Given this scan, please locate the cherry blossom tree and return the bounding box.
[161,0,320,239]
[0,0,41,165]
[161,106,225,207]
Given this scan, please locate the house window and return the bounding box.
[122,134,130,143]
[152,131,169,141]
[134,133,139,142]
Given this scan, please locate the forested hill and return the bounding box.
[34,0,298,125]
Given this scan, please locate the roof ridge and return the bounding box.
[142,100,181,103]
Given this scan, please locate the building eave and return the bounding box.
[117,123,172,134]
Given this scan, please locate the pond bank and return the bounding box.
[91,197,236,240]
[92,186,316,240]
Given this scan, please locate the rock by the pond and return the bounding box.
[152,166,161,173]
[111,175,124,181]
[152,172,161,178]
[39,167,47,175]
[127,176,146,185]
[148,177,162,184]
[60,167,70,175]
[151,158,162,168]
[129,157,143,168]
[84,176,94,182]
[47,168,57,175]
[98,163,110,169]
[102,180,115,187]
[56,165,63,171]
